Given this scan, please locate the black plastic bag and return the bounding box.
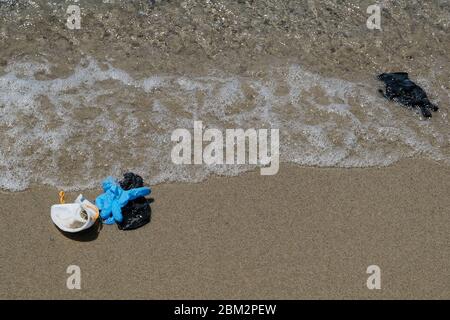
[117,172,151,230]
[378,72,438,118]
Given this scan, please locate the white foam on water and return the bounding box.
[0,57,448,191]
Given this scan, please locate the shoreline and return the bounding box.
[1,159,449,299]
[1,155,447,194]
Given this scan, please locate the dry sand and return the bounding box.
[1,159,449,299]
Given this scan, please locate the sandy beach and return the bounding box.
[1,0,449,300]
[1,159,448,299]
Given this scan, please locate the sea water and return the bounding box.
[0,0,448,191]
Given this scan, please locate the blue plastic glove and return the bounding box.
[95,176,151,225]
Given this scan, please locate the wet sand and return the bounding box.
[1,159,449,299]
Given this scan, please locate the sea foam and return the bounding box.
[0,58,448,191]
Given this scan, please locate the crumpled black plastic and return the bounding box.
[378,72,438,118]
[117,172,151,230]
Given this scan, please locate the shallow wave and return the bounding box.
[0,57,448,191]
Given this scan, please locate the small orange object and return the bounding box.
[85,203,100,221]
[59,191,65,204]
